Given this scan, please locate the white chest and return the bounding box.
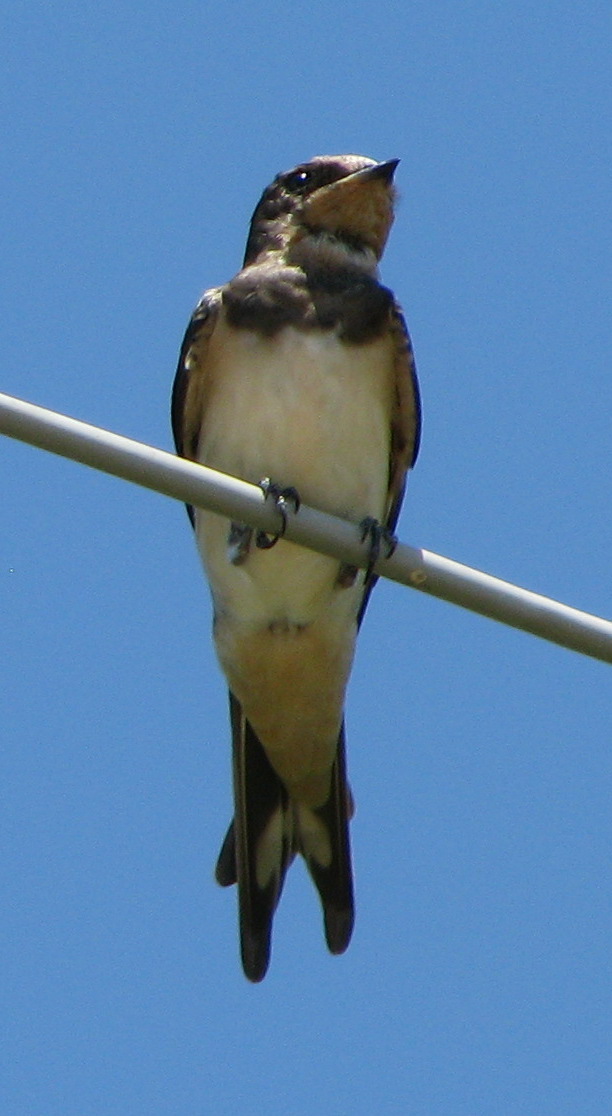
[198,324,393,520]
[194,323,394,628]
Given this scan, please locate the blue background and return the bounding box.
[2,3,611,1112]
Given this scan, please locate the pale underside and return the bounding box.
[193,322,394,804]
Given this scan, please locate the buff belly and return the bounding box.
[194,323,393,802]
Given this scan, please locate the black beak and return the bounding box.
[348,158,399,184]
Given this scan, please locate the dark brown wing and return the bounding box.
[358,300,421,626]
[171,288,222,523]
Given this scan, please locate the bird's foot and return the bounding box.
[359,516,398,578]
[255,478,301,550]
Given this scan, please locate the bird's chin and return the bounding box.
[288,228,380,276]
[301,174,395,259]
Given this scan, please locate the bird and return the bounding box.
[171,154,421,981]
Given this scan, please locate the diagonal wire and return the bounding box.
[1,389,611,665]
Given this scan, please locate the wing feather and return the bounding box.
[358,300,421,626]
[171,290,222,524]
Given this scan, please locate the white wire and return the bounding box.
[2,389,611,665]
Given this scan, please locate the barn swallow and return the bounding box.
[171,154,421,981]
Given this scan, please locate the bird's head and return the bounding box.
[243,155,399,271]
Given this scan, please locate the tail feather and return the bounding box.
[214,820,237,887]
[227,691,292,982]
[297,725,354,954]
[216,692,354,980]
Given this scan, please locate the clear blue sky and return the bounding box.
[2,3,611,1113]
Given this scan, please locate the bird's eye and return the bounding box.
[283,168,313,194]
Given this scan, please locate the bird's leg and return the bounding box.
[255,477,301,550]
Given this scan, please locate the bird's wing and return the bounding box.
[171,288,222,522]
[357,300,421,626]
